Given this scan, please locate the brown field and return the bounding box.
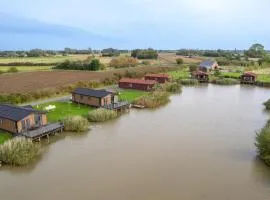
[0,66,176,93]
[158,53,204,64]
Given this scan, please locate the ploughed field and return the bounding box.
[0,66,174,93]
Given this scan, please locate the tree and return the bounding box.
[244,43,266,58]
[176,58,184,65]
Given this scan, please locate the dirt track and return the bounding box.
[0,66,175,93]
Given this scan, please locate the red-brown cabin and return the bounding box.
[144,73,169,84]
[192,71,209,82]
[241,72,257,84]
[118,78,156,91]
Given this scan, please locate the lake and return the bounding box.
[1,84,270,200]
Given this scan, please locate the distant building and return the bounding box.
[199,60,219,72]
[0,104,47,134]
[241,72,257,84]
[72,88,115,107]
[144,73,169,83]
[192,71,209,82]
[118,78,156,91]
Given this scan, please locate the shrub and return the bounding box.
[142,60,150,65]
[131,48,158,59]
[0,137,41,166]
[7,67,19,73]
[54,59,103,71]
[255,120,270,166]
[212,78,239,85]
[134,91,170,108]
[109,57,139,68]
[88,109,118,122]
[264,99,270,110]
[189,64,198,72]
[62,116,89,132]
[0,70,4,74]
[155,82,182,93]
[176,58,184,65]
[180,79,199,85]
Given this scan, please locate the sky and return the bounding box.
[0,0,269,50]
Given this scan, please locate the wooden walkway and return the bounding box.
[22,123,64,141]
[102,101,131,111]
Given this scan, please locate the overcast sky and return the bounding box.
[0,0,269,49]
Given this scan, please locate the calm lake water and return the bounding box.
[1,84,270,200]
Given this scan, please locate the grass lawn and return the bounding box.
[257,74,270,83]
[0,132,12,145]
[0,66,52,72]
[119,89,148,103]
[220,72,241,79]
[35,101,93,122]
[168,69,190,80]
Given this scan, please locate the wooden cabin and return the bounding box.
[144,73,169,84]
[241,72,257,84]
[118,78,156,91]
[199,60,219,72]
[192,71,209,82]
[72,88,115,107]
[0,104,47,134]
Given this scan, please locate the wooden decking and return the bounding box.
[102,101,131,111]
[22,122,64,141]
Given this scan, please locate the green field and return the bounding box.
[119,90,148,102]
[0,66,52,72]
[35,102,93,122]
[257,74,270,83]
[168,69,190,80]
[0,132,12,145]
[0,55,89,64]
[220,72,241,79]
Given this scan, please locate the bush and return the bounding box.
[264,99,270,110]
[7,67,19,73]
[0,137,41,166]
[180,79,199,85]
[212,78,239,85]
[142,60,150,65]
[134,91,170,108]
[189,64,198,72]
[176,58,184,65]
[62,116,89,132]
[88,109,118,122]
[109,57,139,68]
[155,82,182,93]
[255,120,270,166]
[131,48,158,59]
[54,59,103,71]
[0,70,4,74]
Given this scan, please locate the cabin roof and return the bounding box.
[242,72,257,77]
[72,88,113,98]
[119,78,156,85]
[145,73,169,78]
[200,60,217,68]
[0,104,44,122]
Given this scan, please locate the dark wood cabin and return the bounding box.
[72,88,115,107]
[118,78,156,91]
[241,72,257,84]
[0,104,47,134]
[192,71,209,82]
[144,73,169,84]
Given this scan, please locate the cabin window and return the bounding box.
[0,119,3,125]
[80,95,83,100]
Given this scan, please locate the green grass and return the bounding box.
[220,72,241,79]
[0,66,52,72]
[257,74,270,83]
[168,69,190,80]
[0,132,12,145]
[35,101,92,122]
[119,89,148,103]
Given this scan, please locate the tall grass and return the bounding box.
[180,79,199,85]
[212,78,239,85]
[255,120,270,166]
[62,116,89,132]
[264,99,270,110]
[134,91,170,108]
[88,109,118,122]
[155,82,182,93]
[0,137,41,166]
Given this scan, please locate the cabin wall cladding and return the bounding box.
[0,117,17,133]
[73,94,100,106]
[119,82,153,91]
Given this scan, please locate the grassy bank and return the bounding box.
[134,91,170,108]
[168,69,190,81]
[119,89,148,103]
[255,120,270,166]
[0,132,12,145]
[35,102,92,122]
[264,99,270,110]
[211,78,240,85]
[62,116,89,132]
[179,79,199,85]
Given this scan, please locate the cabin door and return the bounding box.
[21,119,31,132]
[35,114,42,126]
